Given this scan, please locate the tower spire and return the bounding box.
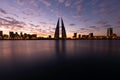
[61,18,67,39]
[54,18,60,39]
[54,18,67,40]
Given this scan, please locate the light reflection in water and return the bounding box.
[55,40,66,61]
[0,40,120,65]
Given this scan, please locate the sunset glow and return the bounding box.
[0,0,120,38]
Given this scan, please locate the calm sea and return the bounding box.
[0,40,120,79]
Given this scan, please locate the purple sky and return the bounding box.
[0,0,120,37]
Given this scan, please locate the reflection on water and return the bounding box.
[0,40,120,64]
[0,40,56,66]
[0,40,120,63]
[55,40,66,62]
[0,40,120,79]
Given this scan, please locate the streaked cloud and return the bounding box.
[97,20,108,25]
[75,0,83,5]
[0,17,26,30]
[77,5,84,17]
[101,24,112,28]
[42,0,51,7]
[65,0,71,7]
[0,0,120,36]
[69,23,76,26]
[17,0,24,5]
[58,0,64,3]
[0,8,7,14]
[89,26,100,30]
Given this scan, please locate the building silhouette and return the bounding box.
[61,18,67,39]
[89,33,94,39]
[54,18,60,39]
[78,34,81,39]
[54,18,67,39]
[9,32,14,39]
[107,28,113,38]
[73,33,77,39]
[0,31,3,39]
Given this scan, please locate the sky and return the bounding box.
[0,0,120,38]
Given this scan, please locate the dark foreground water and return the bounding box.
[0,40,120,79]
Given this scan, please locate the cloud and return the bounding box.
[40,22,47,25]
[5,17,16,21]
[89,26,100,30]
[77,5,84,16]
[0,17,26,30]
[92,0,99,5]
[89,26,97,28]
[77,5,83,11]
[42,0,51,7]
[0,17,9,23]
[0,8,7,14]
[80,28,89,31]
[50,9,62,17]
[65,0,71,7]
[96,1,115,16]
[22,8,34,16]
[117,20,120,25]
[69,23,76,26]
[29,0,37,4]
[72,4,84,18]
[83,19,89,23]
[75,0,83,5]
[19,0,24,3]
[97,20,108,25]
[39,21,55,26]
[77,28,90,33]
[99,2,108,9]
[101,24,112,28]
[18,0,24,5]
[117,16,120,19]
[96,20,112,28]
[29,23,40,28]
[52,28,56,30]
[58,0,64,3]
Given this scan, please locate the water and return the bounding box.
[0,40,120,79]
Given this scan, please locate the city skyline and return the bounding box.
[0,0,120,38]
[0,27,119,40]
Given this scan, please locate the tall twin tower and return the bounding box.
[54,18,67,39]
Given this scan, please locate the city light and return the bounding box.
[0,19,119,40]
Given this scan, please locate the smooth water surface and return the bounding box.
[0,40,120,79]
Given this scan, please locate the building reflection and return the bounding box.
[55,40,66,61]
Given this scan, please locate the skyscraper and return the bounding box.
[107,28,113,38]
[78,34,81,39]
[73,33,77,39]
[54,18,67,39]
[89,33,93,38]
[61,18,67,39]
[0,31,3,39]
[54,18,60,39]
[9,32,14,39]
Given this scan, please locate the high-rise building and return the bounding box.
[0,31,3,36]
[89,33,93,38]
[61,18,67,39]
[54,18,60,39]
[78,34,81,39]
[48,35,52,39]
[107,28,113,38]
[0,31,3,39]
[73,33,77,39]
[14,32,19,39]
[54,18,67,39]
[9,32,14,39]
